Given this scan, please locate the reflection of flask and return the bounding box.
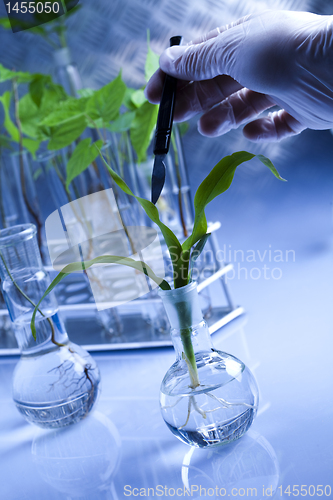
[182,430,279,498]
[32,411,121,498]
[0,224,100,428]
[159,282,258,447]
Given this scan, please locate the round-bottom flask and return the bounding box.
[159,282,258,448]
[0,224,100,428]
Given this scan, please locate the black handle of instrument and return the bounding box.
[153,36,182,155]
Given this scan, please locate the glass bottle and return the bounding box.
[0,149,48,261]
[0,224,100,428]
[159,282,258,448]
[53,47,82,97]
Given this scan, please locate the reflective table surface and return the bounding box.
[0,130,333,499]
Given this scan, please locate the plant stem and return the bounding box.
[0,252,63,346]
[60,0,67,13]
[173,249,190,289]
[84,114,105,144]
[181,328,200,388]
[91,160,100,179]
[58,13,68,48]
[176,298,200,388]
[51,156,68,192]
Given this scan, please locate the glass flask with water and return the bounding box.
[0,224,100,428]
[159,282,259,447]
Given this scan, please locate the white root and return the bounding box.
[160,396,183,410]
[191,396,207,419]
[179,397,192,430]
[169,387,257,431]
[206,392,257,409]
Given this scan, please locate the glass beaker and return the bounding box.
[0,224,100,428]
[159,282,258,448]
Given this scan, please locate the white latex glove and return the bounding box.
[145,11,333,142]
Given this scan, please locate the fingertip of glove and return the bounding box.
[160,46,187,73]
[144,88,162,104]
[143,85,156,103]
[197,121,224,138]
[144,69,165,103]
[198,113,233,137]
[243,123,271,142]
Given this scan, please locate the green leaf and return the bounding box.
[86,72,126,122]
[0,91,19,142]
[18,93,39,138]
[0,134,13,149]
[145,31,160,82]
[0,63,32,83]
[22,138,40,158]
[30,254,170,339]
[39,89,66,131]
[108,112,136,132]
[28,25,48,37]
[86,117,105,129]
[29,74,52,107]
[130,89,146,108]
[77,88,95,98]
[34,85,69,143]
[183,152,286,251]
[40,97,88,126]
[191,233,211,262]
[130,101,158,162]
[47,116,87,150]
[39,85,68,119]
[0,91,41,154]
[0,86,44,153]
[0,17,12,29]
[96,147,183,267]
[187,233,211,283]
[123,87,137,110]
[0,17,47,37]
[256,154,286,181]
[66,138,103,189]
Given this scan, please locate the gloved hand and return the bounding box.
[145,11,333,142]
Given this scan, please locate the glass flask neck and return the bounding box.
[0,224,42,276]
[14,313,68,355]
[0,224,68,353]
[159,282,212,359]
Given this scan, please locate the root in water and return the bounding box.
[162,384,257,431]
